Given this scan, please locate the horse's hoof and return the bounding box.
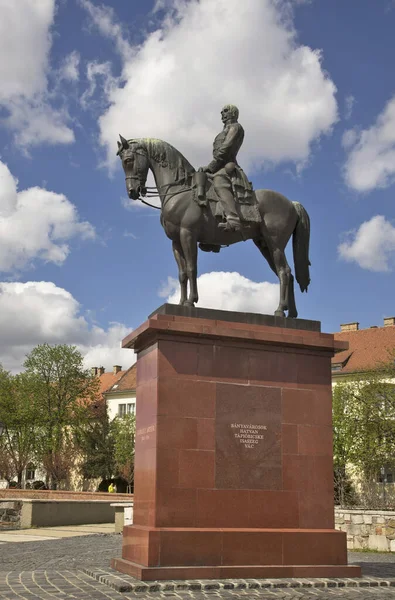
[287,311,298,319]
[184,301,195,307]
[274,309,285,317]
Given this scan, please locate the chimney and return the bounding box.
[384,317,395,327]
[91,367,98,376]
[340,322,359,332]
[98,366,105,376]
[113,365,122,374]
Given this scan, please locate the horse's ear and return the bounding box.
[116,140,122,156]
[119,134,129,150]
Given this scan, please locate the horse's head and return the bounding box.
[117,135,149,200]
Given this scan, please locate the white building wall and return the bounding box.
[106,393,136,421]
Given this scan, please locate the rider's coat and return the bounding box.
[207,122,253,201]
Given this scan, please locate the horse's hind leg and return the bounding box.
[253,238,293,318]
[288,274,297,318]
[172,240,188,305]
[180,228,198,306]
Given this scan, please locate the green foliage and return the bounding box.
[0,368,38,484]
[112,414,136,493]
[333,361,395,507]
[23,344,100,489]
[77,410,115,480]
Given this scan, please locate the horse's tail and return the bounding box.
[292,201,311,293]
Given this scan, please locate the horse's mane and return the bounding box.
[128,138,196,179]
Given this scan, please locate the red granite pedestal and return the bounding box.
[111,305,361,580]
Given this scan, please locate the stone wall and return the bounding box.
[335,508,395,552]
[0,501,22,529]
[0,497,134,529]
[20,499,117,528]
[0,489,132,502]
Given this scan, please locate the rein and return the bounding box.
[129,180,193,210]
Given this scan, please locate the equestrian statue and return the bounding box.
[117,105,311,318]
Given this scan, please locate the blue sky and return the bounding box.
[1,0,395,371]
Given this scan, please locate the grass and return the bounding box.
[351,548,394,554]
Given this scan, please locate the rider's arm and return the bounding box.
[207,124,241,172]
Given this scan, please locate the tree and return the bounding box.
[77,409,115,481]
[112,414,136,493]
[0,368,38,486]
[333,363,395,508]
[23,344,100,489]
[332,382,358,506]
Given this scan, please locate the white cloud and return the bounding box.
[344,95,355,120]
[81,0,337,171]
[80,61,119,110]
[0,0,53,101]
[59,51,81,83]
[4,101,75,148]
[343,96,395,192]
[159,271,279,313]
[78,0,132,61]
[0,0,74,148]
[81,322,134,372]
[0,281,134,372]
[0,160,95,272]
[342,128,358,150]
[338,215,395,272]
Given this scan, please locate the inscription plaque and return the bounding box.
[216,384,282,489]
[136,424,156,443]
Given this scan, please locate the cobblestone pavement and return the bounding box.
[1,571,395,600]
[0,534,393,599]
[0,533,122,571]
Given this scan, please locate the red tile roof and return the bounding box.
[332,326,395,374]
[98,370,126,394]
[87,365,136,416]
[103,364,137,394]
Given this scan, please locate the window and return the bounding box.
[118,403,136,416]
[26,464,36,480]
[378,466,394,484]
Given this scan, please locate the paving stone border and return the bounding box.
[84,567,395,594]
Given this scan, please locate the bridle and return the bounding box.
[123,149,193,210]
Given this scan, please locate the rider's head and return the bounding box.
[221,104,239,124]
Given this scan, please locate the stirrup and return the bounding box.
[218,219,242,232]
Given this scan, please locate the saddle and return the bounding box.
[192,170,261,253]
[192,170,261,225]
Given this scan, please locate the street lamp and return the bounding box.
[380,466,386,507]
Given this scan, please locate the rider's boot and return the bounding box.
[216,187,242,232]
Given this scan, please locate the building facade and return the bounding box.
[332,317,395,493]
[99,364,137,421]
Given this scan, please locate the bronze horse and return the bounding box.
[117,136,311,318]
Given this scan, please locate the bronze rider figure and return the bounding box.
[200,104,252,232]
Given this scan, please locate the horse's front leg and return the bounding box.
[172,240,188,305]
[180,227,198,306]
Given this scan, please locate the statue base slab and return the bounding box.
[111,304,361,581]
